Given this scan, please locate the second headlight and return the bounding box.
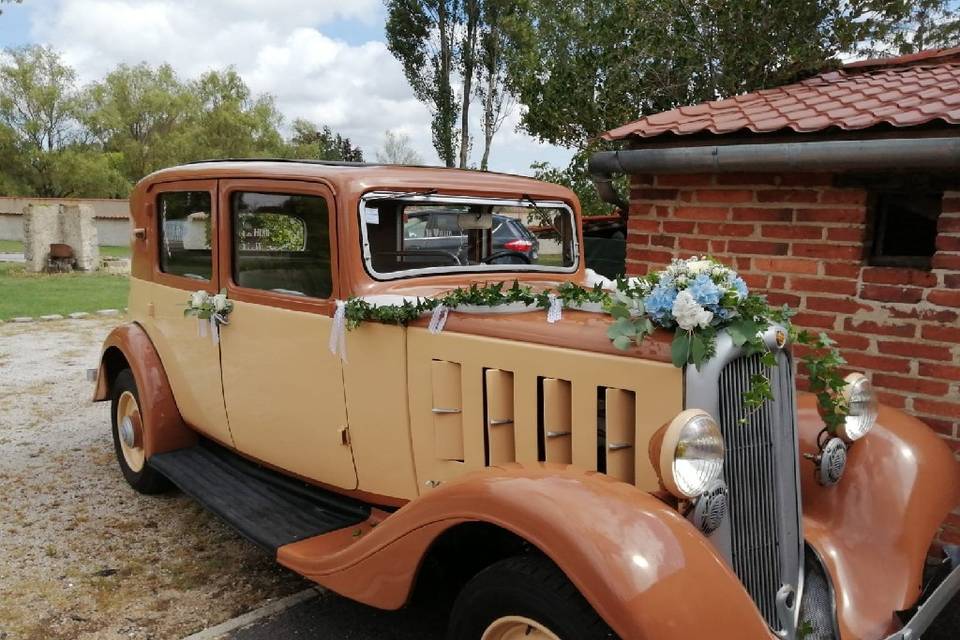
[657,409,725,499]
[838,373,878,443]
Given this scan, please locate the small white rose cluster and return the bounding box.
[185,289,233,319]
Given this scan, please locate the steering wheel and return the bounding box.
[482,250,532,265]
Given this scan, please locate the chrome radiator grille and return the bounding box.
[717,351,802,633]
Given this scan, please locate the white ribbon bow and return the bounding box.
[428,304,449,334]
[329,300,348,362]
[546,294,563,324]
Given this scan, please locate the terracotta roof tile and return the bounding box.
[601,47,960,141]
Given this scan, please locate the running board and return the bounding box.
[149,441,370,553]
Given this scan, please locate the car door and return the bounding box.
[216,179,358,489]
[143,180,233,447]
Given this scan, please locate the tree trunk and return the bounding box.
[459,0,479,169]
[438,1,455,167]
[479,11,499,172]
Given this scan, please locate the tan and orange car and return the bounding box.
[93,160,960,640]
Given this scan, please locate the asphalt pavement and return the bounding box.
[227,589,448,640]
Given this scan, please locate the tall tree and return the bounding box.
[285,119,364,162]
[498,0,940,149]
[375,130,423,164]
[476,0,512,171]
[386,0,460,167]
[83,63,194,182]
[860,0,960,54]
[0,45,79,153]
[0,45,125,196]
[458,0,480,168]
[188,68,285,160]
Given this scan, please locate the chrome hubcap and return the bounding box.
[120,416,136,448]
[116,390,145,473]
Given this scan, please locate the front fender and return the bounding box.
[278,464,771,640]
[798,393,960,639]
[93,322,195,458]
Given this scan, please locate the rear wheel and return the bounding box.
[110,369,169,494]
[447,555,615,640]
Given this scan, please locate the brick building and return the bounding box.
[589,48,960,539]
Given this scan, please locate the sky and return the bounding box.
[0,0,574,175]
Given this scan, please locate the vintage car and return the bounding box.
[93,159,960,640]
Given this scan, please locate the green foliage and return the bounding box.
[858,1,960,55]
[530,149,623,216]
[385,0,460,167]
[83,63,196,183]
[0,48,365,198]
[340,271,852,432]
[499,0,960,149]
[794,330,850,434]
[0,45,129,197]
[285,119,363,162]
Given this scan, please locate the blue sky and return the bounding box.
[0,0,572,173]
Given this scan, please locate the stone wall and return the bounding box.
[23,203,100,271]
[624,171,960,543]
[0,196,130,246]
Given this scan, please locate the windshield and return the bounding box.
[360,193,578,278]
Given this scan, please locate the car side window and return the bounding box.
[231,191,333,299]
[158,191,213,281]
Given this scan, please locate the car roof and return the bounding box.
[136,159,576,206]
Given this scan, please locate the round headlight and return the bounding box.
[839,373,877,443]
[658,409,725,499]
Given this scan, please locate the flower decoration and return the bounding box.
[333,256,849,432]
[184,288,233,321]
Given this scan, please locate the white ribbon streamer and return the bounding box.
[197,317,207,338]
[329,300,348,362]
[428,304,449,334]
[546,294,563,324]
[209,316,219,345]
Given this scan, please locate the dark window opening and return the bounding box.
[868,191,942,269]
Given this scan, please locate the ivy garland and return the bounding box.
[340,258,850,433]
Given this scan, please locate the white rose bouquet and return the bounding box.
[184,288,233,321]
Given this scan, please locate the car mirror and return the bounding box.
[458,212,493,230]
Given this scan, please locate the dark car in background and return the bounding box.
[404,210,540,264]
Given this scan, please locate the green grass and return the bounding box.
[0,263,129,320]
[0,240,130,258]
[535,253,565,267]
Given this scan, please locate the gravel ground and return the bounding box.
[0,318,306,640]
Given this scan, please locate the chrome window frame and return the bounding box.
[357,191,580,281]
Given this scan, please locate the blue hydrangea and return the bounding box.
[728,275,749,299]
[714,307,735,321]
[687,274,721,307]
[643,283,678,326]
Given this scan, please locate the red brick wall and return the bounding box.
[625,172,960,543]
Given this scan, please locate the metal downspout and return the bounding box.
[588,136,960,209]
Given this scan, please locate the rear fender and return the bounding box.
[797,393,960,640]
[93,323,196,458]
[278,464,770,640]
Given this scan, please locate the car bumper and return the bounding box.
[883,545,960,640]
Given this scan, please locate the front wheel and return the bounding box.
[447,555,616,640]
[110,368,170,494]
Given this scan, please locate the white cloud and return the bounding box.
[28,0,574,174]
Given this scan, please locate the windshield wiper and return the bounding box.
[366,189,438,202]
